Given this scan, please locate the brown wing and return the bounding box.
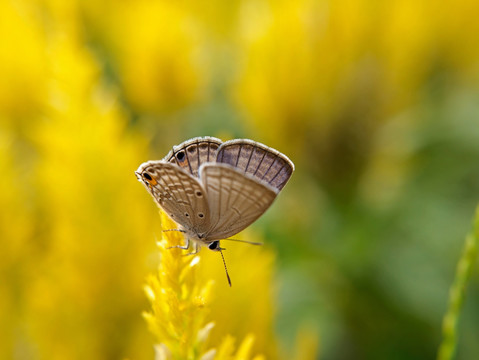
[136,161,210,234]
[216,139,294,191]
[199,163,278,241]
[163,137,223,177]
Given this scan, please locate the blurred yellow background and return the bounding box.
[1,0,479,359]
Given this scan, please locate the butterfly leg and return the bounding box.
[183,242,200,256]
[167,238,190,250]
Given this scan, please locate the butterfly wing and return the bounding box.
[163,137,223,177]
[200,163,278,241]
[136,161,210,234]
[216,139,294,191]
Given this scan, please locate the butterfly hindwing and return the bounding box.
[216,139,294,191]
[200,163,278,241]
[163,136,223,177]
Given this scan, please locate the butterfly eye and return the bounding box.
[142,172,157,185]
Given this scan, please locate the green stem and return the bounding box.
[437,205,479,360]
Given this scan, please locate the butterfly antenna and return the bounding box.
[224,238,263,246]
[162,229,186,233]
[219,249,232,287]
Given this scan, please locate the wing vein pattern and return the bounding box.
[216,140,294,191]
[201,164,277,240]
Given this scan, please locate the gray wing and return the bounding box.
[163,137,223,177]
[200,163,278,241]
[136,161,210,234]
[216,139,294,191]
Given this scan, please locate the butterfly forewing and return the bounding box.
[200,163,278,241]
[163,137,222,177]
[138,162,210,233]
[216,139,294,191]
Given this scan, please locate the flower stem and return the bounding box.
[437,205,479,360]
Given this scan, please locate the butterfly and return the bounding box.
[135,137,294,285]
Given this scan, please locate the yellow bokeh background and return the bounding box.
[1,0,479,359]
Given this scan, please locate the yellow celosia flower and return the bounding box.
[234,0,479,159]
[0,0,47,121]
[101,0,208,113]
[144,211,267,359]
[144,211,320,360]
[0,2,157,359]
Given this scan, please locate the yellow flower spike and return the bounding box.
[144,210,272,359]
[144,211,216,359]
[106,0,208,113]
[0,0,48,121]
